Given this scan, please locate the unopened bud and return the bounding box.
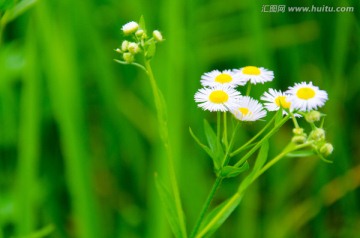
[292,135,307,144]
[128,42,140,54]
[293,128,304,135]
[153,30,163,42]
[115,48,122,53]
[123,52,134,63]
[121,40,129,51]
[305,111,321,123]
[320,143,333,157]
[121,21,139,35]
[135,29,145,37]
[309,128,325,141]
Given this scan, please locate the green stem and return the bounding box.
[114,59,147,73]
[190,177,223,238]
[231,111,279,156]
[217,111,221,143]
[233,114,291,167]
[290,111,300,128]
[196,142,312,237]
[190,121,240,238]
[223,112,228,148]
[144,60,187,237]
[246,82,252,96]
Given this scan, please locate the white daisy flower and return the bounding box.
[121,21,139,35]
[194,85,241,112]
[286,82,328,111]
[200,70,245,88]
[261,88,301,117]
[235,66,274,84]
[231,96,267,121]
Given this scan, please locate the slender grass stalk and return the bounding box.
[217,111,221,143]
[143,59,187,237]
[15,20,40,236]
[231,111,280,157]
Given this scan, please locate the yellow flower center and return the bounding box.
[296,87,315,100]
[275,96,291,109]
[242,66,261,75]
[215,73,233,83]
[239,107,250,115]
[209,90,229,104]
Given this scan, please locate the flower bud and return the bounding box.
[123,52,134,63]
[135,29,145,38]
[305,111,321,123]
[121,21,139,35]
[115,48,122,53]
[320,143,333,157]
[153,30,163,42]
[309,128,325,141]
[121,40,129,51]
[293,128,304,135]
[128,42,140,54]
[292,135,307,144]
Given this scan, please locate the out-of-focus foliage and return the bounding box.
[0,0,359,237]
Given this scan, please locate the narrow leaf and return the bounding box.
[220,162,249,178]
[138,15,146,32]
[155,174,185,238]
[189,127,212,156]
[196,193,242,238]
[203,119,224,170]
[1,0,37,26]
[145,41,156,60]
[275,109,283,125]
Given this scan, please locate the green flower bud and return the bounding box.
[309,128,325,141]
[305,111,321,123]
[292,135,307,144]
[153,30,163,42]
[123,52,134,63]
[320,143,333,157]
[128,42,140,54]
[293,128,304,135]
[121,40,129,51]
[135,29,145,38]
[115,48,122,53]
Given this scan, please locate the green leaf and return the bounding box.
[138,15,146,32]
[155,174,185,238]
[220,162,249,178]
[275,109,283,125]
[196,193,242,238]
[189,127,212,157]
[203,119,224,170]
[1,0,37,26]
[286,150,315,157]
[145,41,156,60]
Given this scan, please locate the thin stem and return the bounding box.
[231,111,280,157]
[217,111,221,143]
[223,112,228,148]
[233,114,290,168]
[144,60,187,237]
[290,111,300,128]
[190,177,223,238]
[114,59,147,73]
[246,82,252,96]
[190,121,240,237]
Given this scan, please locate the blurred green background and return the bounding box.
[1,0,359,237]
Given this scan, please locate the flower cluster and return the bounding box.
[194,66,332,157]
[115,21,163,63]
[195,66,328,119]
